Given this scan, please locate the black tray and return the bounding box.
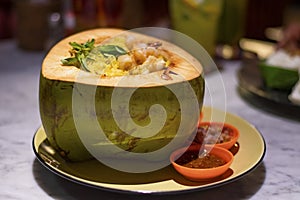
[237,59,300,121]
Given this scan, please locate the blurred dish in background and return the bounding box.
[239,38,275,60]
[259,49,299,90]
[238,25,300,111]
[289,72,300,105]
[237,59,300,120]
[265,27,283,42]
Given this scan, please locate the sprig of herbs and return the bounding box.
[61,39,128,72]
[61,39,95,69]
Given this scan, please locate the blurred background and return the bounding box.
[0,0,300,55]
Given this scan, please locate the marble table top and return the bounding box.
[1,40,300,200]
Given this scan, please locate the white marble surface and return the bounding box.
[1,40,300,200]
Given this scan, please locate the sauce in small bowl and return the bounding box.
[170,145,234,181]
[195,122,239,150]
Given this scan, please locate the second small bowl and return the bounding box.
[196,122,239,150]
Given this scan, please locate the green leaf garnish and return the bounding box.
[61,39,95,69]
[61,57,79,67]
[98,45,127,57]
[61,39,128,74]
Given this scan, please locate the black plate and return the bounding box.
[237,59,300,120]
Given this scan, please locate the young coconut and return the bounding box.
[39,28,205,161]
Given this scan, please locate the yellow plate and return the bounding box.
[32,107,265,194]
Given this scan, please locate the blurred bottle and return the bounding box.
[142,0,169,27]
[0,0,14,39]
[75,0,98,30]
[215,0,248,59]
[216,0,247,59]
[46,12,64,49]
[102,0,123,27]
[169,0,224,57]
[15,0,62,50]
[63,0,76,36]
[217,0,248,45]
[97,0,144,29]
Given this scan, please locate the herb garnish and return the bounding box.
[61,39,95,70]
[98,45,127,58]
[61,39,128,72]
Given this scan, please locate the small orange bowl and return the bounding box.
[195,122,239,150]
[170,145,234,181]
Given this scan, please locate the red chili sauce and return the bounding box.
[195,124,233,145]
[175,150,226,169]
